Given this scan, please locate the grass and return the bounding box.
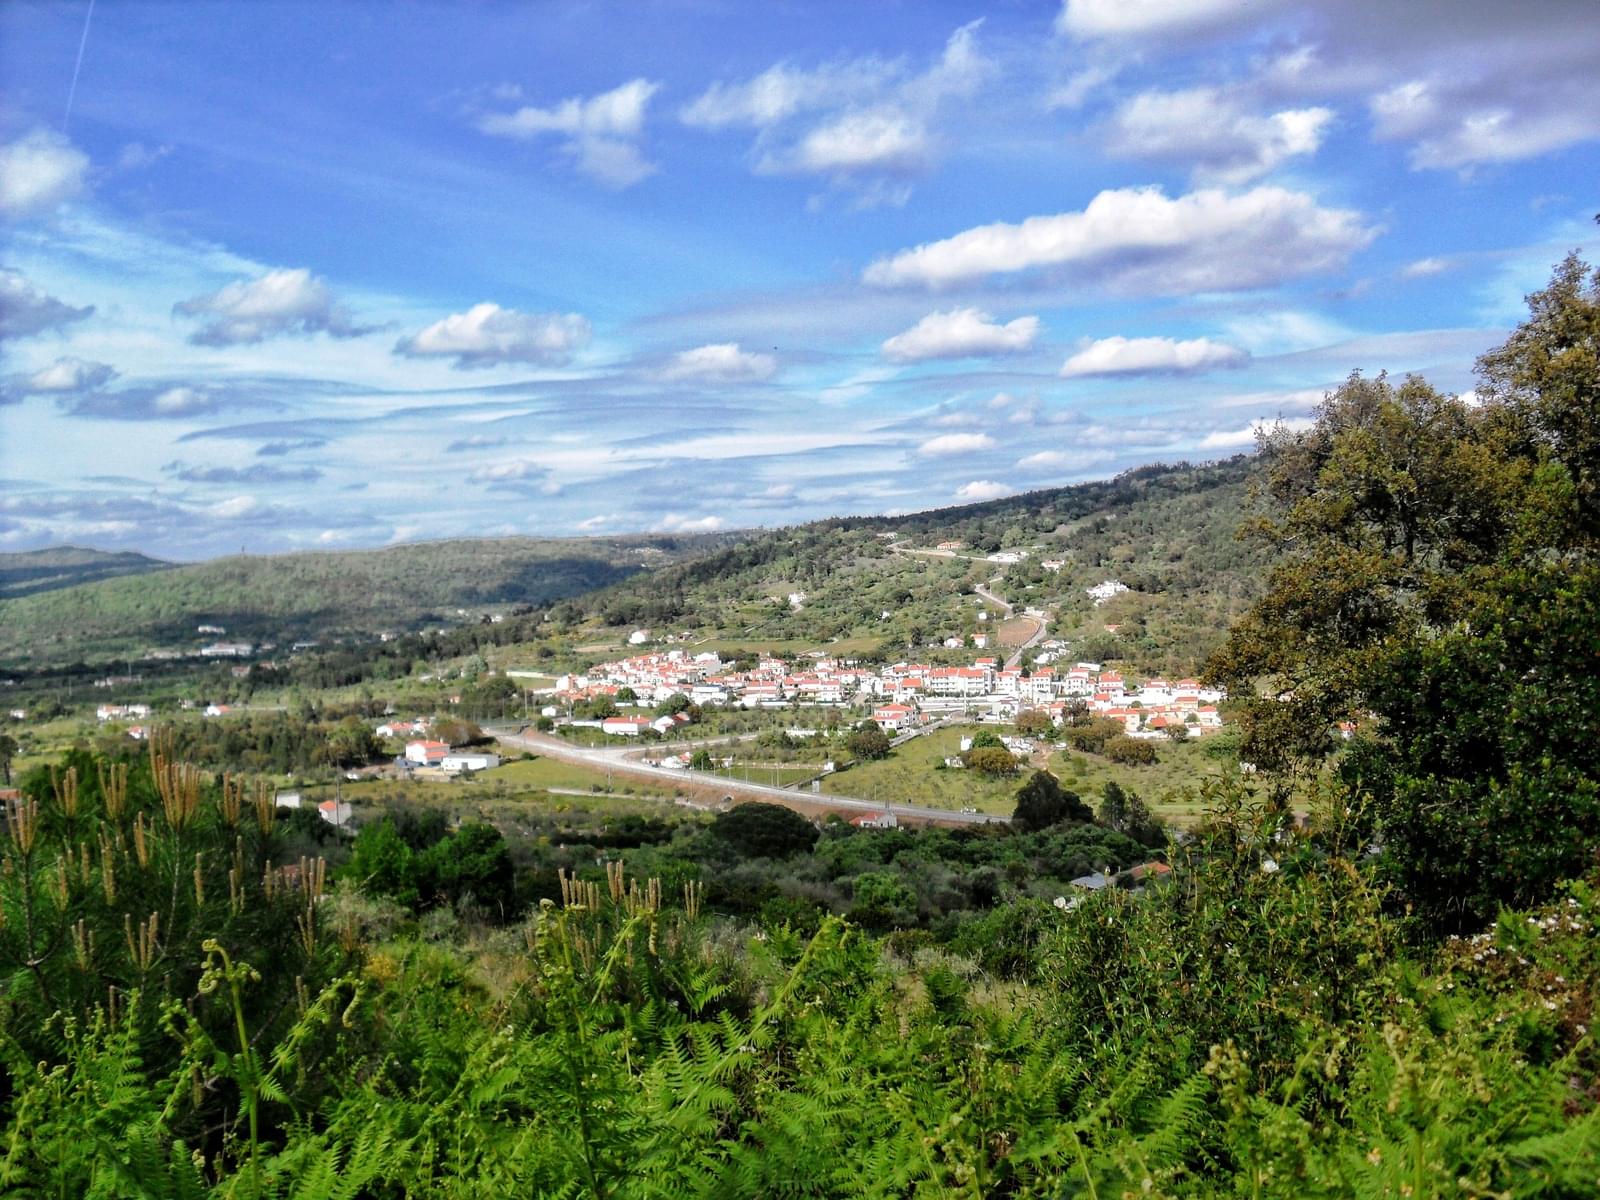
[820,726,1032,815]
[1051,737,1247,824]
[810,724,1244,824]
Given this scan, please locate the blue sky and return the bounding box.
[1,0,1595,559]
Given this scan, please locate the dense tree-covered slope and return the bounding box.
[0,532,737,665]
[0,545,173,599]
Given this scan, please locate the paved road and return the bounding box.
[487,724,1008,826]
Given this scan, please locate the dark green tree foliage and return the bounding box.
[1011,770,1092,832]
[963,745,1018,777]
[709,802,818,859]
[1099,781,1164,847]
[339,817,516,915]
[1103,735,1158,765]
[845,723,891,761]
[1209,255,1600,933]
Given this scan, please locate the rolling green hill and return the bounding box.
[574,457,1269,677]
[0,532,738,666]
[0,546,173,599]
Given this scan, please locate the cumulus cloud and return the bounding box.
[0,268,94,341]
[0,128,89,219]
[1105,87,1332,184]
[1060,335,1249,377]
[918,433,998,456]
[1369,73,1600,172]
[395,303,591,369]
[685,22,988,200]
[477,78,660,188]
[659,342,777,383]
[863,185,1375,292]
[954,479,1010,502]
[25,357,116,393]
[173,268,368,345]
[881,308,1040,362]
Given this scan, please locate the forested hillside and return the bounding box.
[580,457,1267,675]
[0,545,172,599]
[0,532,737,666]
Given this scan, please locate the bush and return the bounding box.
[710,802,818,859]
[1104,735,1157,765]
[1012,770,1092,832]
[846,724,892,761]
[964,745,1018,777]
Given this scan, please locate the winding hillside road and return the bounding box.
[487,724,1009,827]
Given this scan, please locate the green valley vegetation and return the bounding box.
[0,255,1596,1194]
[575,456,1268,677]
[0,531,737,666]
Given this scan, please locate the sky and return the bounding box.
[0,0,1596,561]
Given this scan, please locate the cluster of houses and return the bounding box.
[547,649,1224,740]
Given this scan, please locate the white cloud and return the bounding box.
[788,109,928,175]
[1016,449,1108,471]
[1057,0,1270,38]
[1196,416,1313,450]
[152,386,218,415]
[881,308,1040,362]
[26,357,116,393]
[659,512,725,532]
[919,432,997,456]
[1060,335,1248,377]
[1106,87,1333,184]
[576,513,624,531]
[660,342,777,383]
[173,268,365,345]
[0,128,89,219]
[863,185,1376,292]
[681,60,892,129]
[395,303,591,369]
[684,22,988,199]
[210,495,263,520]
[0,268,94,341]
[1401,257,1451,279]
[477,79,660,188]
[954,479,1010,501]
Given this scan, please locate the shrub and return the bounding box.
[1104,735,1157,765]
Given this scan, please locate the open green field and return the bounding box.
[685,636,885,658]
[814,724,1244,824]
[1050,737,1245,824]
[820,726,1031,814]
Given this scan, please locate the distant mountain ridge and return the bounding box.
[0,532,738,666]
[0,546,174,600]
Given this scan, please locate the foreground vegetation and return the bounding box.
[0,253,1596,1194]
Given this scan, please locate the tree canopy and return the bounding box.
[1207,253,1600,934]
